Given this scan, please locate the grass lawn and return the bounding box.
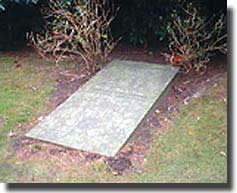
[0,53,227,183]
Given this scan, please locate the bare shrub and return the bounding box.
[164,3,227,72]
[28,0,118,75]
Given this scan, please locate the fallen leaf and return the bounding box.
[38,116,44,121]
[31,87,37,92]
[220,151,226,157]
[7,131,16,137]
[112,171,118,176]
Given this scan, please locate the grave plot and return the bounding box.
[26,60,179,157]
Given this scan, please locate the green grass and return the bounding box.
[0,54,55,154]
[137,81,227,183]
[0,53,227,183]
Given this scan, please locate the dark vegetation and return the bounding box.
[164,3,227,72]
[0,0,42,50]
[28,0,118,75]
[112,0,227,47]
[0,0,227,73]
[0,0,226,49]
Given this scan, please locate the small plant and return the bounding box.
[28,0,118,75]
[164,3,227,72]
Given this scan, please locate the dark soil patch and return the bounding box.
[10,137,24,152]
[111,44,166,64]
[107,157,133,175]
[49,77,88,109]
[49,148,67,156]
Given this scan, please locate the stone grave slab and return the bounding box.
[26,60,179,157]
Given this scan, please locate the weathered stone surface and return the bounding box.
[26,60,179,157]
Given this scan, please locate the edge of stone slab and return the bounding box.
[110,59,179,70]
[25,132,118,157]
